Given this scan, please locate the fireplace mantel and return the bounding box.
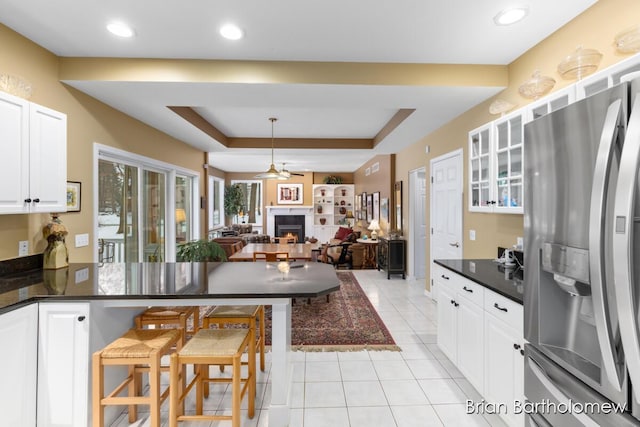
[266,206,314,238]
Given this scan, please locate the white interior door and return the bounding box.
[430,149,463,300]
[410,167,427,279]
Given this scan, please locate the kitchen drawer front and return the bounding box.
[457,277,484,307]
[433,264,456,285]
[484,290,523,332]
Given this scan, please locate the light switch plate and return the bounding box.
[469,230,476,241]
[75,233,89,248]
[18,240,28,256]
[75,267,89,283]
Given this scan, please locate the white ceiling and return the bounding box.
[0,0,597,173]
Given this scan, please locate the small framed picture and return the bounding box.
[277,183,303,204]
[381,197,389,224]
[373,192,380,221]
[66,181,81,212]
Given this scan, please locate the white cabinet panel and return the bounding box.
[38,303,90,427]
[436,285,457,362]
[0,91,67,214]
[457,293,485,393]
[0,304,38,426]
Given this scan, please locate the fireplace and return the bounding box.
[274,215,305,242]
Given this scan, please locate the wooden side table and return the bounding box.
[356,238,379,269]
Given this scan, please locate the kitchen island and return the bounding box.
[0,260,339,427]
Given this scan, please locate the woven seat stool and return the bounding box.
[135,306,199,341]
[92,328,183,427]
[169,328,256,427]
[203,305,266,372]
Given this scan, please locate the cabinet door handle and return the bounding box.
[450,299,456,305]
[454,302,459,307]
[494,303,508,312]
[77,315,86,322]
[449,242,460,248]
[441,274,449,280]
[520,349,525,356]
[513,343,521,350]
[463,286,473,293]
[33,198,40,203]
[24,198,31,203]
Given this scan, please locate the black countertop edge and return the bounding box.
[0,286,342,316]
[434,259,523,304]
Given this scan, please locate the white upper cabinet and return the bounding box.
[469,110,525,214]
[525,84,576,122]
[576,52,640,100]
[468,123,493,212]
[0,91,67,214]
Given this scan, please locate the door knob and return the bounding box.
[449,242,460,248]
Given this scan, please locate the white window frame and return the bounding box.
[93,143,200,262]
[208,175,225,231]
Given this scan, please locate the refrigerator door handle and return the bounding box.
[614,94,640,404]
[589,99,623,391]
[528,358,600,427]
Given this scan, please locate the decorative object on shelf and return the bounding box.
[489,99,516,116]
[317,205,323,214]
[339,207,347,214]
[277,183,303,204]
[42,214,69,270]
[518,70,556,99]
[255,117,288,180]
[557,46,603,80]
[394,181,403,231]
[341,189,346,196]
[340,200,345,205]
[615,24,640,54]
[323,175,343,184]
[319,218,327,225]
[66,181,81,212]
[368,219,380,241]
[0,73,32,99]
[373,192,380,221]
[320,189,326,196]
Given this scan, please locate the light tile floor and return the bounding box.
[110,270,508,427]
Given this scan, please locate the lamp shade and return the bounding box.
[175,208,186,223]
[367,219,380,231]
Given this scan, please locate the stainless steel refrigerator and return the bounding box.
[524,77,640,426]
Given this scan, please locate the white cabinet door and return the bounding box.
[468,123,493,212]
[38,303,90,427]
[437,285,457,362]
[484,312,523,427]
[0,304,38,426]
[29,103,67,213]
[0,91,30,213]
[457,294,485,393]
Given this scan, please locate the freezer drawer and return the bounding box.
[525,345,637,427]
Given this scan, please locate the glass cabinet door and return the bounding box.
[468,124,493,212]
[493,112,524,213]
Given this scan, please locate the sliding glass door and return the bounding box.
[97,146,199,262]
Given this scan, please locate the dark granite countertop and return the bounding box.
[434,259,524,304]
[0,261,340,315]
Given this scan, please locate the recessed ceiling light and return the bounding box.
[106,21,135,38]
[220,23,244,40]
[493,7,529,26]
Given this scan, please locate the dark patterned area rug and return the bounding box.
[264,271,399,352]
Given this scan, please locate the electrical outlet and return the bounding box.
[18,240,28,256]
[469,230,476,241]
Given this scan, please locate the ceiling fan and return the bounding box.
[278,163,304,180]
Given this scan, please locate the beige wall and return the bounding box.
[395,0,640,291]
[0,24,205,262]
[353,155,394,236]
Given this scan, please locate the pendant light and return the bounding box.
[255,117,285,179]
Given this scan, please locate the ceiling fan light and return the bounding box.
[255,164,282,179]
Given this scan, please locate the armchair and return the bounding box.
[326,242,353,270]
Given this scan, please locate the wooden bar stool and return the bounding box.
[135,306,199,341]
[92,328,183,427]
[169,328,256,427]
[203,305,266,372]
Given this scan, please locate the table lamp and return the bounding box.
[368,219,380,240]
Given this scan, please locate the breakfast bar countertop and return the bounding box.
[0,261,341,315]
[434,258,524,304]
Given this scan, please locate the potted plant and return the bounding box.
[323,175,343,184]
[176,239,227,262]
[224,184,245,221]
